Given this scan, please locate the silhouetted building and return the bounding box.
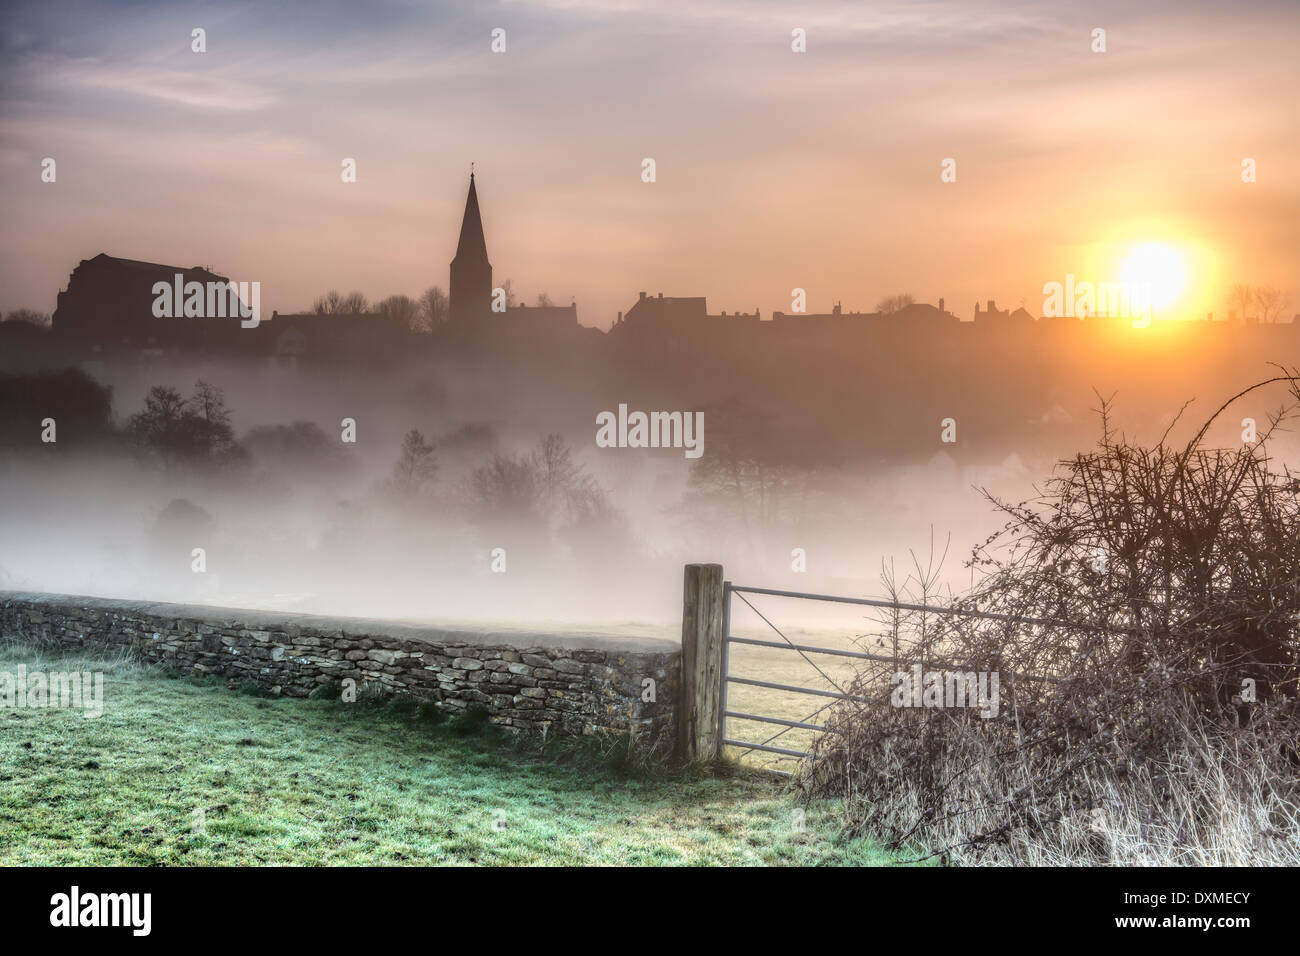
[53,253,237,346]
[972,299,1035,325]
[609,291,763,360]
[618,291,707,327]
[503,301,579,330]
[771,302,868,331]
[613,292,759,334]
[449,173,493,325]
[446,173,580,338]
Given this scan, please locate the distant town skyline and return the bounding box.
[2,0,1297,328]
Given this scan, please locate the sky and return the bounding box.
[1,0,1297,328]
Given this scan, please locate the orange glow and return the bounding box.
[1121,243,1187,311]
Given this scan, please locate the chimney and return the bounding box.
[987,299,996,313]
[938,297,945,313]
[658,292,663,299]
[639,291,646,300]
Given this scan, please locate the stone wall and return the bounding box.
[0,592,680,744]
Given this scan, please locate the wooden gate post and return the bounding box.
[679,563,725,761]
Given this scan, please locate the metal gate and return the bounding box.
[718,581,907,773]
[675,564,1065,769]
[717,580,1061,773]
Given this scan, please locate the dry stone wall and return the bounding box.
[0,592,679,743]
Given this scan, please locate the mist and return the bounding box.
[4,324,1295,636]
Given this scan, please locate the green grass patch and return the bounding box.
[0,639,901,865]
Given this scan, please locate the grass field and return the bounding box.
[0,640,900,866]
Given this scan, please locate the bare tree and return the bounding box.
[1254,286,1288,324]
[470,451,540,519]
[684,402,817,559]
[530,433,600,518]
[376,294,421,331]
[470,433,605,527]
[417,286,448,331]
[1227,283,1254,322]
[190,380,231,433]
[875,293,916,315]
[391,429,438,497]
[311,290,369,315]
[128,381,237,465]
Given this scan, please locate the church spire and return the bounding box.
[449,170,493,324]
[454,171,490,263]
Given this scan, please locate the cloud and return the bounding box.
[0,0,1296,325]
[35,55,275,111]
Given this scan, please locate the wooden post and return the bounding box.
[679,563,725,761]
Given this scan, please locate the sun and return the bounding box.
[1120,242,1188,311]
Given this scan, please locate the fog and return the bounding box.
[2,335,1296,637]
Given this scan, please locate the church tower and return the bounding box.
[449,172,492,324]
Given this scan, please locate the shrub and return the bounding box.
[0,367,113,446]
[809,372,1300,864]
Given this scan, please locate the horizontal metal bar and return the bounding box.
[726,634,890,661]
[725,675,869,702]
[724,710,830,732]
[723,738,810,759]
[727,584,1104,631]
[731,659,1062,691]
